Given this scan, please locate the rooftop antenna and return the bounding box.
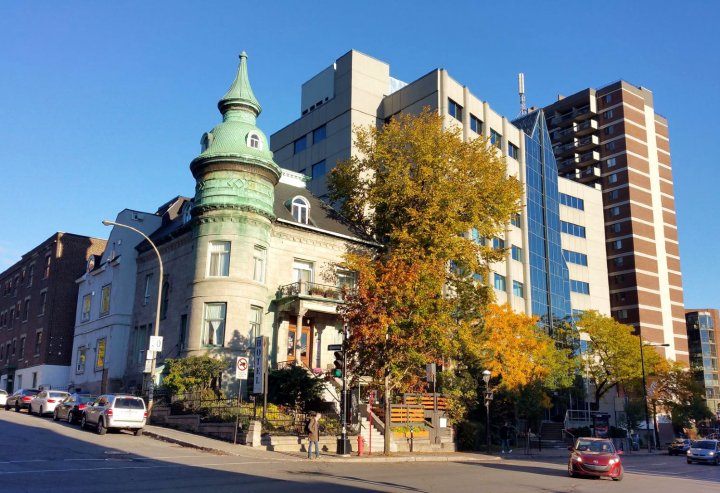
[518,73,527,115]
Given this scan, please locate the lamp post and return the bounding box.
[640,340,669,452]
[482,369,492,454]
[102,220,163,416]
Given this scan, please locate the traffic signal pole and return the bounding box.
[337,324,350,455]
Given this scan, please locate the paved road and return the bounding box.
[1,409,718,492]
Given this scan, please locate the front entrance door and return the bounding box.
[287,318,312,367]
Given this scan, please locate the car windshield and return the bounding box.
[115,398,144,409]
[576,440,614,453]
[694,441,717,450]
[78,396,96,404]
[49,392,67,398]
[25,390,39,396]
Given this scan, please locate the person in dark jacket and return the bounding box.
[307,413,321,459]
[500,422,512,454]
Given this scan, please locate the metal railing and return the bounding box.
[276,281,346,301]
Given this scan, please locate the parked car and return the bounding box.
[5,389,40,412]
[568,437,624,481]
[54,394,97,423]
[668,438,692,456]
[686,439,720,465]
[29,390,70,416]
[0,390,7,407]
[80,394,147,435]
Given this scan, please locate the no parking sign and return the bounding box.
[236,356,249,379]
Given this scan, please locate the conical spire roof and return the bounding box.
[218,51,261,117]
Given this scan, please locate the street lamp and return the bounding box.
[640,340,669,452]
[482,369,492,454]
[102,220,163,416]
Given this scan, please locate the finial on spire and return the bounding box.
[218,51,261,117]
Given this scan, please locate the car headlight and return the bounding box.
[709,452,715,456]
[574,457,583,463]
[608,458,618,464]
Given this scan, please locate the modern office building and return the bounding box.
[0,233,106,392]
[270,50,610,330]
[543,84,686,363]
[685,309,720,415]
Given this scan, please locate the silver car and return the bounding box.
[686,439,720,465]
[80,394,147,436]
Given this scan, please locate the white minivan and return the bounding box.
[80,394,147,435]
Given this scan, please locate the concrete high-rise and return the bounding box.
[270,50,610,332]
[543,83,686,363]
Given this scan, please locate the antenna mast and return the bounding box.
[518,73,527,115]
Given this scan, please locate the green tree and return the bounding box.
[329,110,524,453]
[577,310,663,403]
[267,366,326,411]
[162,356,226,396]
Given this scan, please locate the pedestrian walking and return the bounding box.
[307,412,321,459]
[500,422,512,454]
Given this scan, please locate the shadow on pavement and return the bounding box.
[0,411,385,493]
[456,460,569,479]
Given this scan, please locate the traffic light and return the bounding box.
[333,350,344,378]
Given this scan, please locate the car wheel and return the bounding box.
[4,404,9,411]
[687,458,692,464]
[612,466,624,481]
[96,418,107,435]
[39,406,44,416]
[134,428,143,436]
[53,409,59,421]
[80,414,88,430]
[567,461,575,477]
[15,403,20,412]
[715,456,719,466]
[67,410,74,424]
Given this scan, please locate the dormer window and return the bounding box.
[247,132,262,150]
[201,132,214,152]
[291,197,309,224]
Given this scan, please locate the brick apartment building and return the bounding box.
[0,233,106,392]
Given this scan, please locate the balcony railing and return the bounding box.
[277,281,346,301]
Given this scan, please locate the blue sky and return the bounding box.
[1,1,718,308]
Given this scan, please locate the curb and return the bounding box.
[143,430,233,456]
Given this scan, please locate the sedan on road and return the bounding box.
[29,390,70,416]
[54,394,96,423]
[5,389,39,412]
[668,438,692,456]
[568,437,624,481]
[686,439,720,465]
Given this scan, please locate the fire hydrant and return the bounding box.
[357,435,365,456]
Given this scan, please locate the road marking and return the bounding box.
[0,460,49,464]
[0,464,183,475]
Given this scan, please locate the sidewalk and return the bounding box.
[143,424,501,463]
[143,425,667,464]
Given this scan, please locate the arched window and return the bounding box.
[291,197,309,224]
[247,132,262,150]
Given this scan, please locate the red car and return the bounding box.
[568,437,624,481]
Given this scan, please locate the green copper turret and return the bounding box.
[190,52,281,218]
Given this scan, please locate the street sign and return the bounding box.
[148,336,163,352]
[144,359,152,373]
[253,336,268,394]
[236,356,249,380]
[327,344,343,351]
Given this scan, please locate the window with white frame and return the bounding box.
[76,346,87,373]
[293,260,314,284]
[248,306,262,345]
[208,241,231,277]
[337,270,356,290]
[100,284,111,317]
[143,274,153,305]
[253,246,266,283]
[247,132,262,150]
[203,303,226,347]
[291,197,309,224]
[81,294,91,321]
[34,331,42,355]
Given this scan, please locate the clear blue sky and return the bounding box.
[1,1,718,308]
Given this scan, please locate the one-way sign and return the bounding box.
[327,344,343,351]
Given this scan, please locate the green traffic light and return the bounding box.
[333,369,343,378]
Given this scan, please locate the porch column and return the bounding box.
[295,307,307,364]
